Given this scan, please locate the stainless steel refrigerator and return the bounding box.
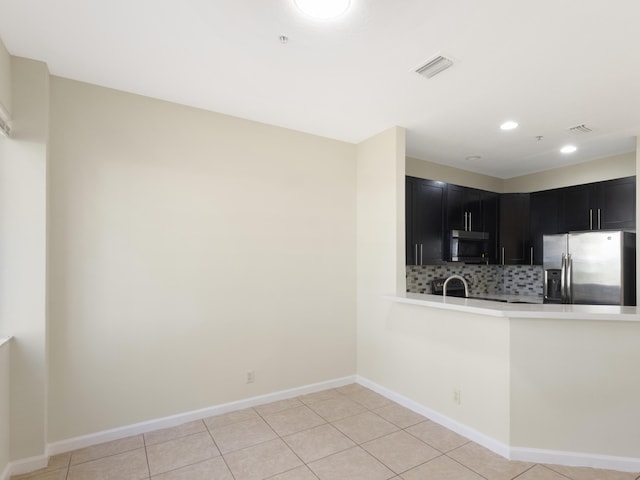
[543,231,636,305]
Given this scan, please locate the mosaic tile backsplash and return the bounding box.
[406,264,544,296]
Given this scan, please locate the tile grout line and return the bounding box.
[142,428,151,480]
[203,418,238,480]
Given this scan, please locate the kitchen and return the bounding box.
[405,155,637,305]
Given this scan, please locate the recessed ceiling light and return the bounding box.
[500,121,518,130]
[294,0,351,19]
[465,155,482,161]
[560,145,577,154]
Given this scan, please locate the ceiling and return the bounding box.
[1,0,639,178]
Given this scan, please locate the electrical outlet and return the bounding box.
[453,389,461,405]
[246,370,255,384]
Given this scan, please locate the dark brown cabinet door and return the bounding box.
[560,184,591,232]
[446,185,466,231]
[529,189,559,264]
[406,177,445,265]
[598,177,635,230]
[499,193,530,264]
[446,185,484,232]
[481,192,499,264]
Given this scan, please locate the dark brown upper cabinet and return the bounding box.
[499,193,530,265]
[560,176,635,232]
[406,177,446,265]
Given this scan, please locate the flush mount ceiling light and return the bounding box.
[294,0,351,19]
[561,145,577,154]
[500,121,518,130]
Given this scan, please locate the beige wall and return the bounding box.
[0,341,10,479]
[356,125,406,392]
[408,152,636,194]
[504,152,636,193]
[0,57,48,461]
[510,318,640,457]
[406,156,503,192]
[0,37,10,480]
[0,37,10,115]
[47,77,357,441]
[360,138,511,444]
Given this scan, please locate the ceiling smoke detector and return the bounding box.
[415,55,454,79]
[569,124,593,134]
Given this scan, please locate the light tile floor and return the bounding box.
[12,384,640,480]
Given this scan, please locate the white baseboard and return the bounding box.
[510,447,640,473]
[355,376,511,458]
[6,454,48,477]
[47,375,356,456]
[355,376,640,474]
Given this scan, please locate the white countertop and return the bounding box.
[387,293,640,321]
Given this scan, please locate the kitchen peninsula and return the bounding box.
[382,292,640,472]
[376,154,640,473]
[390,291,640,320]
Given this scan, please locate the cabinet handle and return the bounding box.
[530,247,534,265]
[464,212,468,231]
[501,247,505,265]
[414,244,419,266]
[589,208,593,230]
[468,211,472,231]
[598,208,601,230]
[420,244,424,265]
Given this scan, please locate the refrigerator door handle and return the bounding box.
[543,269,549,300]
[566,253,573,303]
[560,253,567,303]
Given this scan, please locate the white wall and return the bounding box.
[47,77,357,442]
[0,57,48,461]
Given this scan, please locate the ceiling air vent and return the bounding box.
[415,55,454,79]
[569,124,592,134]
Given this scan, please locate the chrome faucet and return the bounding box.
[443,275,469,298]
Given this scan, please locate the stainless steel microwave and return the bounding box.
[450,230,490,263]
